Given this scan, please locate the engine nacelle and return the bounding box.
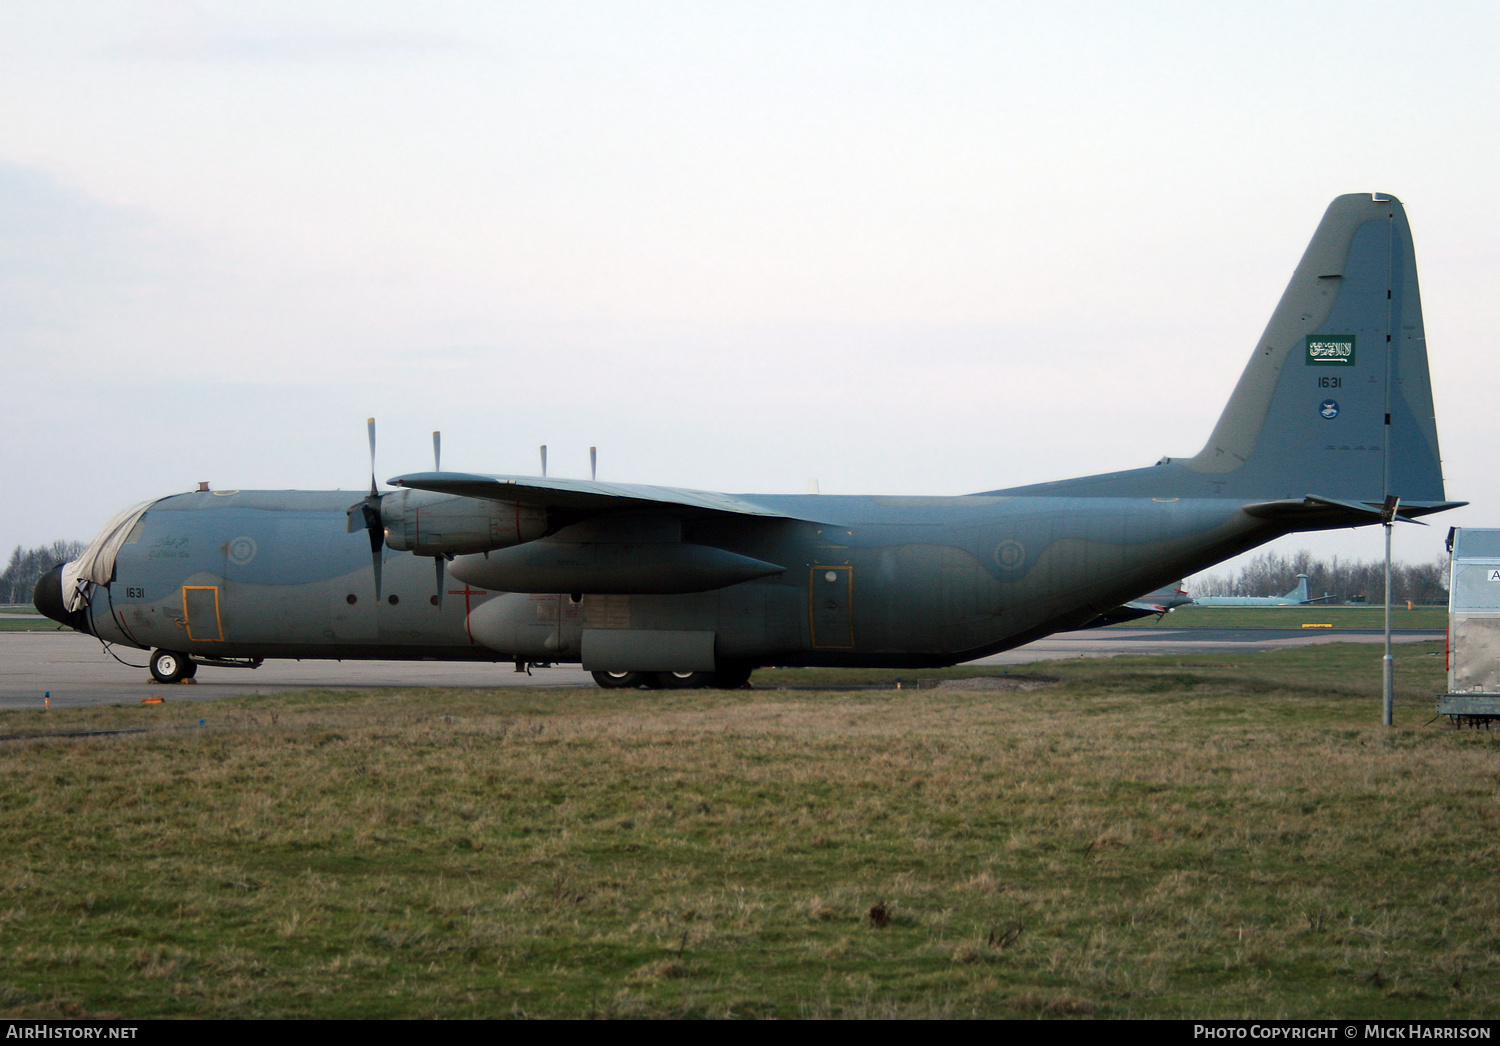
[380,489,547,556]
[449,539,784,594]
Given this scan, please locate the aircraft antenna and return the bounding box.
[433,431,442,472]
[540,445,548,477]
[590,446,597,481]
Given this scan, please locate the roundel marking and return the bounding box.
[227,536,258,565]
[993,539,1026,571]
[1319,399,1340,419]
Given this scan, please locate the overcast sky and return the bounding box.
[4,1,1497,587]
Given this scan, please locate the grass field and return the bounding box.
[0,619,59,632]
[1,642,1494,1019]
[0,606,55,632]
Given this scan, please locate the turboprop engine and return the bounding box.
[379,488,548,556]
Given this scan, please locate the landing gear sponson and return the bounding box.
[591,666,753,690]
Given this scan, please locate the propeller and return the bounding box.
[432,429,446,610]
[346,417,385,599]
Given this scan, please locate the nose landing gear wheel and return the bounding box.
[150,650,196,684]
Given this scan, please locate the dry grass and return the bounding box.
[0,642,1493,1018]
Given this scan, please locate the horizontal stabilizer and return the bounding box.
[1240,495,1465,528]
[390,472,825,522]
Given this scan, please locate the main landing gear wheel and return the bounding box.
[654,671,714,689]
[593,668,755,690]
[150,649,196,684]
[592,670,647,689]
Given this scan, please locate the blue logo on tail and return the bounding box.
[1319,399,1339,419]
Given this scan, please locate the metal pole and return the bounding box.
[1378,211,1396,727]
[1383,517,1394,726]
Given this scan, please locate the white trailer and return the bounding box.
[1437,528,1500,726]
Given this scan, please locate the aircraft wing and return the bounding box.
[388,471,822,521]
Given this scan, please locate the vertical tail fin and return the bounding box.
[1285,574,1310,603]
[1183,193,1445,502]
[988,194,1455,513]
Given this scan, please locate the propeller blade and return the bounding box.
[367,417,378,497]
[369,521,384,601]
[590,446,597,481]
[431,429,446,605]
[357,497,384,600]
[354,417,383,598]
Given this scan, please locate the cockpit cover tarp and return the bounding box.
[61,500,158,612]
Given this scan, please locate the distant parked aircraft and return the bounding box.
[1193,574,1328,607]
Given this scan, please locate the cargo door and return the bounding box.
[809,566,854,649]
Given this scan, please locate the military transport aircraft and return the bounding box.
[35,194,1460,689]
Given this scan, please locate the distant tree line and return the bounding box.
[0,541,86,604]
[1191,550,1449,606]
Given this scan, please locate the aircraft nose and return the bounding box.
[33,564,92,634]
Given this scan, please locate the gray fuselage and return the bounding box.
[78,488,1278,670]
